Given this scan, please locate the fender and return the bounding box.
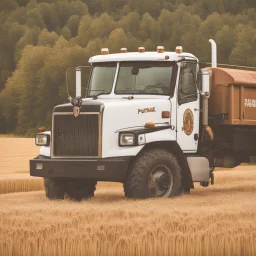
[136,141,194,189]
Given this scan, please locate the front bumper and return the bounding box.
[30,155,133,181]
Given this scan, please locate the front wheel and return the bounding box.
[124,149,182,199]
[66,179,97,201]
[44,178,65,200]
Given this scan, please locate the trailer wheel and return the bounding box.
[124,149,182,199]
[44,178,65,200]
[66,179,97,201]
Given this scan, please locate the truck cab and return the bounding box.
[30,42,256,201]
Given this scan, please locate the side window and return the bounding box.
[178,62,198,105]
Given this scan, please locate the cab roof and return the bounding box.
[89,51,197,63]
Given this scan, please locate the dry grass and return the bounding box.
[0,174,43,194]
[0,137,38,175]
[0,136,255,256]
[0,137,43,193]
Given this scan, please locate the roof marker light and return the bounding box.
[101,48,109,55]
[157,46,164,53]
[176,46,183,54]
[39,127,45,132]
[138,47,145,53]
[121,48,127,53]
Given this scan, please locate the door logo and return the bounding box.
[183,109,194,135]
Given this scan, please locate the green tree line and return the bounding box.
[0,0,255,135]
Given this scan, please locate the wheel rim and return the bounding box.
[148,165,174,197]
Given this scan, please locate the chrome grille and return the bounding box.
[52,113,101,157]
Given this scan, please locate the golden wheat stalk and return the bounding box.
[0,178,43,194]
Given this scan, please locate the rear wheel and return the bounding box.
[44,178,65,200]
[124,149,182,199]
[66,179,97,201]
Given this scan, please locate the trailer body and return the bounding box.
[209,68,256,125]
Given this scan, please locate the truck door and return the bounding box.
[176,62,200,152]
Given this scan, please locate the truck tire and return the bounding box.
[66,179,97,201]
[44,178,65,200]
[124,149,182,199]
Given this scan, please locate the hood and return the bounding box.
[53,100,104,113]
[53,97,170,113]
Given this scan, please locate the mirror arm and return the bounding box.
[66,67,75,102]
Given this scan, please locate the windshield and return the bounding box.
[88,63,116,97]
[115,62,174,95]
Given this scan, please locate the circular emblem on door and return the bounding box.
[183,109,194,135]
[73,106,80,117]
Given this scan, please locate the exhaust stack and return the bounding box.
[76,67,81,97]
[209,39,217,68]
[198,68,214,141]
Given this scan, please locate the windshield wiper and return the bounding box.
[89,90,108,100]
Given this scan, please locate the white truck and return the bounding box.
[30,40,256,200]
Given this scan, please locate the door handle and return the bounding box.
[194,108,200,111]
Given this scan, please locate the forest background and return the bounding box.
[0,0,255,135]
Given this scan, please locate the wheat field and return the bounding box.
[0,137,255,256]
[0,137,44,194]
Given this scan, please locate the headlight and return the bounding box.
[35,134,50,146]
[119,133,135,146]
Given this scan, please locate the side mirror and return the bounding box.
[197,70,210,98]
